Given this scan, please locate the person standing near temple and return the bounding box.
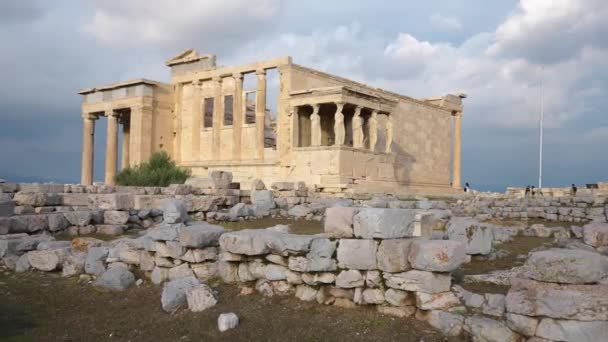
[571,184,578,196]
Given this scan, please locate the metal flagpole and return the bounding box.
[538,66,544,189]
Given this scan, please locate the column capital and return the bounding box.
[452,110,463,117]
[353,106,362,116]
[82,113,98,120]
[256,69,266,77]
[335,102,345,111]
[232,72,244,80]
[311,103,320,113]
[107,111,119,118]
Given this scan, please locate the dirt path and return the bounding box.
[0,270,465,342]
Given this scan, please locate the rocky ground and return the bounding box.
[0,270,462,342]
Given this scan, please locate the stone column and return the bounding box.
[80,114,96,185]
[104,111,119,185]
[311,104,321,146]
[384,114,393,153]
[212,77,222,160]
[334,102,345,146]
[232,72,244,160]
[129,104,153,166]
[453,111,462,189]
[121,115,130,169]
[369,110,378,151]
[191,80,201,161]
[173,83,183,162]
[255,69,266,159]
[353,106,363,148]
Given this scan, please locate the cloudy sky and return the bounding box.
[1,0,607,191]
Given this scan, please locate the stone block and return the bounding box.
[446,217,493,255]
[583,222,608,247]
[162,199,189,224]
[335,270,364,288]
[324,207,358,238]
[103,210,129,225]
[464,315,520,342]
[218,312,239,332]
[408,240,467,272]
[337,239,377,270]
[94,266,135,291]
[178,223,224,248]
[384,270,451,294]
[64,210,93,226]
[524,248,608,284]
[353,208,417,239]
[306,238,337,272]
[377,239,412,272]
[28,248,69,271]
[535,318,608,342]
[0,193,15,217]
[505,313,538,337]
[415,291,460,310]
[161,277,200,313]
[417,310,464,337]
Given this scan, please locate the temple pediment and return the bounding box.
[165,49,215,67]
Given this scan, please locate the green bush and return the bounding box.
[115,151,191,187]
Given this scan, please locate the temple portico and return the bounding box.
[78,49,465,195]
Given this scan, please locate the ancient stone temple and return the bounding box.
[78,49,465,194]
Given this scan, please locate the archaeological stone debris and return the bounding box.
[1,176,608,340]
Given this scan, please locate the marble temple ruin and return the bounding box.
[78,49,465,195]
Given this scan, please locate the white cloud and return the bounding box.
[84,0,284,50]
[488,0,608,63]
[429,13,462,31]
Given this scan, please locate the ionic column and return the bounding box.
[353,106,363,148]
[255,69,266,159]
[121,115,130,169]
[212,76,222,160]
[191,80,201,161]
[311,104,321,146]
[232,72,244,160]
[80,114,96,185]
[104,111,119,185]
[334,102,345,146]
[384,114,393,153]
[452,111,462,189]
[369,110,378,151]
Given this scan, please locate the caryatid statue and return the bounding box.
[352,106,363,148]
[311,104,321,146]
[369,110,378,151]
[385,114,393,153]
[334,102,345,146]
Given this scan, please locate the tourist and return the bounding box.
[525,185,530,197]
[530,186,536,196]
[571,184,578,196]
[464,182,470,192]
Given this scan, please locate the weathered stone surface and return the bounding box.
[384,288,414,306]
[147,225,180,241]
[324,207,357,238]
[524,248,608,284]
[288,205,312,218]
[219,229,269,255]
[62,252,86,277]
[169,263,194,280]
[10,215,49,233]
[218,261,238,283]
[162,199,189,224]
[15,235,54,252]
[287,256,309,272]
[48,213,70,232]
[452,285,484,308]
[71,237,105,252]
[295,284,318,301]
[446,217,493,255]
[365,270,382,288]
[36,240,70,250]
[377,305,416,318]
[0,193,15,217]
[337,239,377,270]
[151,267,170,284]
[218,312,239,332]
[464,315,520,342]
[64,211,93,226]
[94,266,135,291]
[97,224,125,236]
[377,239,413,272]
[306,238,336,272]
[180,248,217,263]
[85,246,109,275]
[251,190,275,216]
[418,310,464,337]
[15,254,31,273]
[178,224,225,248]
[583,222,608,247]
[265,264,288,281]
[28,248,68,271]
[192,262,218,281]
[353,208,417,239]
[103,210,129,225]
[13,192,61,207]
[408,240,467,272]
[505,313,538,337]
[161,276,201,313]
[505,278,608,321]
[362,288,385,304]
[336,270,364,288]
[536,318,608,342]
[384,270,451,294]
[415,291,460,310]
[228,203,249,220]
[482,293,506,317]
[265,232,314,256]
[155,241,186,259]
[186,284,218,312]
[255,279,274,297]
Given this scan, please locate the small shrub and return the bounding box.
[115,151,191,187]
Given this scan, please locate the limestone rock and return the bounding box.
[85,246,109,276]
[306,238,336,272]
[337,239,378,270]
[151,267,170,284]
[446,217,493,255]
[264,232,314,256]
[251,190,275,216]
[505,278,608,321]
[162,199,189,224]
[524,248,608,284]
[94,266,135,291]
[0,193,15,217]
[464,315,520,342]
[64,211,93,226]
[178,223,224,248]
[377,239,413,272]
[15,254,30,273]
[295,284,318,301]
[191,262,218,281]
[362,288,385,304]
[505,313,538,337]
[353,208,417,239]
[255,279,274,297]
[415,291,460,310]
[384,270,451,294]
[408,240,467,272]
[62,252,86,277]
[418,310,464,337]
[48,213,70,232]
[583,222,608,247]
[169,263,194,280]
[186,284,218,312]
[147,225,180,241]
[218,312,239,332]
[218,261,238,283]
[324,207,358,238]
[384,288,414,306]
[377,305,416,318]
[161,276,201,313]
[219,229,269,255]
[452,285,484,308]
[482,293,505,317]
[535,318,608,342]
[28,248,68,271]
